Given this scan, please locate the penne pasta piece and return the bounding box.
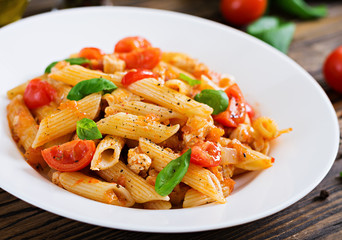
[143,201,172,210]
[98,161,169,203]
[139,138,226,203]
[7,82,28,99]
[91,135,125,171]
[229,139,273,171]
[32,93,101,148]
[7,95,38,151]
[97,113,180,143]
[183,189,214,208]
[128,78,213,118]
[48,65,125,87]
[56,171,135,207]
[105,101,187,122]
[43,133,73,149]
[164,79,192,96]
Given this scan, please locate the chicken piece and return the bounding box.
[127,147,152,174]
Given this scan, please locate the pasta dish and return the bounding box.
[6,36,290,209]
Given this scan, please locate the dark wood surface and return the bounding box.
[1,0,342,239]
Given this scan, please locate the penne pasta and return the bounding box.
[97,112,180,143]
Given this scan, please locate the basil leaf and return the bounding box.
[179,73,201,86]
[45,61,58,74]
[194,89,229,115]
[155,149,191,196]
[77,118,102,140]
[275,0,327,19]
[44,57,90,74]
[247,16,295,54]
[67,78,117,101]
[65,57,91,65]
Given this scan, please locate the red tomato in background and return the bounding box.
[213,83,246,127]
[220,0,267,26]
[24,79,57,109]
[119,47,162,69]
[79,47,103,60]
[41,140,95,172]
[114,36,152,53]
[122,69,158,86]
[323,46,342,93]
[190,141,222,167]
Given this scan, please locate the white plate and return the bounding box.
[0,7,339,233]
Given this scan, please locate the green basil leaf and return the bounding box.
[76,118,102,140]
[65,57,91,65]
[247,16,295,54]
[275,0,327,19]
[179,73,201,86]
[155,149,191,196]
[67,78,117,101]
[194,89,229,115]
[44,57,90,74]
[45,61,58,74]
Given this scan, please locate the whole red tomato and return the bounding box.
[323,46,342,93]
[220,0,267,26]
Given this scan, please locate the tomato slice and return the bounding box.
[119,47,162,69]
[190,141,221,167]
[122,69,158,86]
[245,102,255,119]
[213,83,246,127]
[114,36,152,53]
[41,140,95,172]
[79,47,103,60]
[23,79,57,109]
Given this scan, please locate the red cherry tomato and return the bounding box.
[213,83,246,127]
[245,102,255,119]
[323,46,342,93]
[220,0,267,26]
[190,141,221,167]
[114,36,152,53]
[79,47,103,60]
[119,47,162,69]
[23,79,57,109]
[41,140,95,172]
[122,69,158,87]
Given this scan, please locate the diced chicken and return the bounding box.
[127,147,152,174]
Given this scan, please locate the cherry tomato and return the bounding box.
[190,141,221,167]
[220,0,267,26]
[213,83,246,127]
[23,79,57,109]
[323,46,342,93]
[122,69,158,86]
[114,36,152,53]
[79,47,103,60]
[119,47,162,69]
[245,102,255,119]
[41,140,95,172]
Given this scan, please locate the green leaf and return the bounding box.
[44,57,90,74]
[340,172,342,178]
[67,78,117,101]
[76,118,102,140]
[275,0,327,19]
[155,149,191,196]
[179,73,201,86]
[194,89,229,115]
[44,61,58,74]
[65,57,91,65]
[247,16,295,54]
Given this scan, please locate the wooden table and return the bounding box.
[1,0,342,239]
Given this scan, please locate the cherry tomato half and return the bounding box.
[220,0,267,26]
[41,140,95,172]
[114,36,152,53]
[119,47,162,69]
[323,46,342,93]
[79,47,103,60]
[122,69,158,87]
[190,141,222,167]
[213,83,246,127]
[23,79,57,109]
